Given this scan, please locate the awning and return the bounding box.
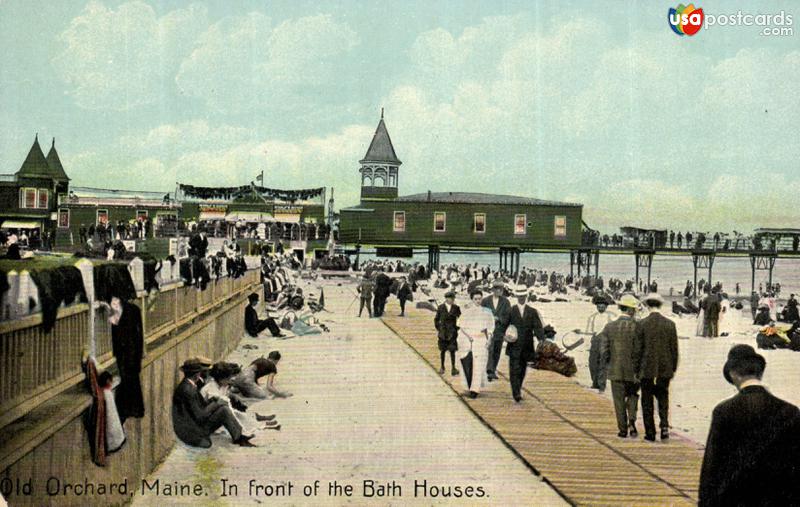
[199,211,226,221]
[274,213,300,224]
[226,212,275,223]
[1,220,41,229]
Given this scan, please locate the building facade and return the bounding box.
[0,136,69,238]
[339,115,584,250]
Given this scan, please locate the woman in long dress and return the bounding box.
[456,290,495,398]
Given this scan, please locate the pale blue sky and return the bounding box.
[1,0,798,231]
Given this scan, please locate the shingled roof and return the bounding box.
[16,135,52,179]
[45,138,70,181]
[396,191,582,208]
[359,111,402,165]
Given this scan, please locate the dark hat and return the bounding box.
[444,290,456,299]
[180,356,212,375]
[723,344,766,384]
[491,280,505,289]
[248,292,260,303]
[592,294,611,305]
[209,361,241,381]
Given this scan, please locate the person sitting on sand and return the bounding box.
[754,304,772,326]
[172,357,256,448]
[202,362,280,432]
[230,352,293,400]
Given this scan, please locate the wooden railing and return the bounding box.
[0,268,260,429]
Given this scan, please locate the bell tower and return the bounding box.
[359,109,402,201]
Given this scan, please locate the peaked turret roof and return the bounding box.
[45,138,70,181]
[16,135,53,179]
[360,112,402,165]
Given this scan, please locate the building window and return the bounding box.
[474,213,486,233]
[554,216,567,237]
[20,188,36,208]
[393,211,405,232]
[514,214,526,235]
[58,193,67,206]
[97,209,109,225]
[37,189,48,209]
[433,212,446,232]
[58,209,70,228]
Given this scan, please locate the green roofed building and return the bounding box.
[339,113,584,262]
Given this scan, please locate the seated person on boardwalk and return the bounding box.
[245,293,284,337]
[230,352,293,400]
[201,362,280,431]
[171,357,256,448]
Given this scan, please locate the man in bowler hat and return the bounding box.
[172,357,256,448]
[699,345,800,506]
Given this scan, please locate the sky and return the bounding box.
[0,0,798,232]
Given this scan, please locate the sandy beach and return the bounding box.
[132,279,567,506]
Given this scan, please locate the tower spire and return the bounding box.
[381,107,384,119]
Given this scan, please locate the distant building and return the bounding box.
[339,114,584,251]
[0,136,69,238]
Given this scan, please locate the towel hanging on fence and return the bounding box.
[111,300,145,422]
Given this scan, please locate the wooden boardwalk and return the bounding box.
[382,306,704,507]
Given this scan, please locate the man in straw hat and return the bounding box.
[633,293,678,442]
[586,294,616,393]
[699,345,800,506]
[507,285,544,402]
[172,356,256,448]
[598,294,641,438]
[482,280,511,381]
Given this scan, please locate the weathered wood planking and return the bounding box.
[383,306,702,507]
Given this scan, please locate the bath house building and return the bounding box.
[339,114,585,267]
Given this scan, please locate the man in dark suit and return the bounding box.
[189,231,208,257]
[372,270,392,317]
[482,280,511,381]
[633,293,679,441]
[507,286,544,402]
[433,291,461,377]
[599,294,640,438]
[434,291,461,376]
[172,357,255,448]
[244,293,284,337]
[396,276,413,316]
[699,345,800,506]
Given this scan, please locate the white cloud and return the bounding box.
[176,13,358,112]
[52,1,208,110]
[66,122,373,207]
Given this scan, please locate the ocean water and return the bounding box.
[360,251,800,297]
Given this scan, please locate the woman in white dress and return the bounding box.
[456,290,495,398]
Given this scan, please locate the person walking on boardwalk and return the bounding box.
[633,293,679,442]
[586,294,616,393]
[507,286,544,402]
[356,274,374,318]
[699,345,800,506]
[482,280,511,381]
[434,291,461,376]
[457,289,494,398]
[373,269,392,317]
[599,294,641,438]
[396,276,413,316]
